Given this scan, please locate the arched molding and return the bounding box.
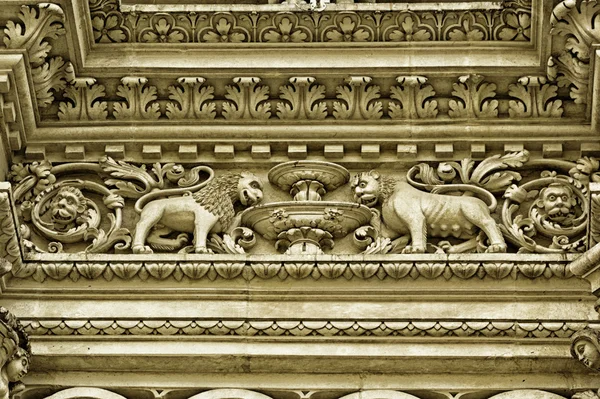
[188,389,275,399]
[337,391,422,399]
[488,390,567,399]
[43,387,128,399]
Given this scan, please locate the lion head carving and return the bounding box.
[49,186,88,231]
[350,171,397,207]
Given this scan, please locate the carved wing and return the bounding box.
[0,321,18,367]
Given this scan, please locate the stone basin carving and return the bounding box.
[241,161,372,254]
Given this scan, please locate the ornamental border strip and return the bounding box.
[13,258,576,282]
[88,0,533,45]
[21,318,597,338]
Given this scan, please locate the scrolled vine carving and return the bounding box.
[501,172,588,253]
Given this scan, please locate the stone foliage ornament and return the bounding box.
[89,0,533,44]
[571,328,600,371]
[0,307,30,399]
[10,161,131,255]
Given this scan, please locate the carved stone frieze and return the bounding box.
[4,154,600,262]
[88,0,532,44]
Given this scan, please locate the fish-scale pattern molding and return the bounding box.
[21,318,595,338]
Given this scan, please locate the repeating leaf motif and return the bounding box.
[113,77,161,120]
[389,76,438,119]
[222,77,271,120]
[166,78,216,120]
[448,74,498,119]
[31,57,68,108]
[277,77,327,120]
[508,76,563,118]
[58,79,108,121]
[333,76,382,120]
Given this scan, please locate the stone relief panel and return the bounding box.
[6,153,600,263]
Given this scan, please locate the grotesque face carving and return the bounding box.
[351,171,380,207]
[238,172,264,206]
[573,338,600,370]
[5,349,29,382]
[536,183,576,224]
[50,186,87,230]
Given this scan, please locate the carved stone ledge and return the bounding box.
[15,253,578,282]
[20,317,598,338]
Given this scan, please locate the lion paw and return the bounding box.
[194,246,214,254]
[402,245,425,254]
[486,243,507,253]
[132,244,153,254]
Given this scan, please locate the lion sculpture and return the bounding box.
[351,170,507,253]
[132,171,263,254]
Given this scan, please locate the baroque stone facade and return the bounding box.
[1,0,600,397]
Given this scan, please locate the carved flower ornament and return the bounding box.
[326,17,369,42]
[499,12,531,41]
[203,18,245,43]
[92,14,126,43]
[389,16,431,42]
[264,18,308,43]
[142,18,185,43]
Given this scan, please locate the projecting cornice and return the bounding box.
[0,0,598,163]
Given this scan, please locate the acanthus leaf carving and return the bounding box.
[31,56,68,109]
[277,77,327,120]
[508,76,563,118]
[113,77,160,120]
[222,77,271,120]
[58,73,108,121]
[165,77,216,120]
[448,74,498,118]
[389,76,438,119]
[550,0,600,104]
[3,4,66,66]
[333,76,382,120]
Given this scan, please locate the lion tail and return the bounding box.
[134,166,215,213]
[430,184,497,212]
